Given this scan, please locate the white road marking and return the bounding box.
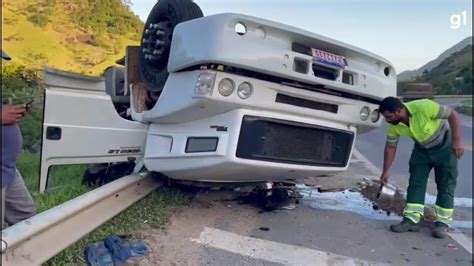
[464,144,472,151]
[353,148,473,254]
[448,231,472,254]
[352,149,381,176]
[192,227,386,266]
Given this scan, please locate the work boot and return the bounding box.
[432,222,449,239]
[390,218,420,233]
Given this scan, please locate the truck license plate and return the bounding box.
[312,48,346,69]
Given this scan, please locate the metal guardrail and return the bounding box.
[1,172,162,265]
[433,94,472,99]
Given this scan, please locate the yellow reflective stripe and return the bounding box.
[442,106,451,119]
[386,135,399,146]
[405,203,425,213]
[435,205,454,219]
[434,105,446,119]
[436,216,453,221]
[404,203,424,224]
[404,212,422,224]
[436,215,453,224]
[386,141,398,147]
[434,105,451,119]
[435,205,454,214]
[387,135,399,141]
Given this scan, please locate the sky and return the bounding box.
[130,0,472,73]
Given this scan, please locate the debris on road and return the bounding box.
[359,180,406,216]
[85,235,149,265]
[236,184,292,212]
[317,187,346,193]
[259,227,270,232]
[447,244,458,251]
[281,204,296,210]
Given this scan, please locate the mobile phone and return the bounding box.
[25,99,35,110]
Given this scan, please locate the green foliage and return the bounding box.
[26,2,54,27]
[3,17,19,25]
[16,153,91,212]
[72,0,143,37]
[27,13,49,27]
[3,0,143,75]
[4,34,24,42]
[19,108,43,150]
[398,45,472,95]
[2,64,44,148]
[1,63,44,92]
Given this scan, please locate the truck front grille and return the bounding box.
[236,116,353,167]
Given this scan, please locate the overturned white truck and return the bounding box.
[39,0,396,192]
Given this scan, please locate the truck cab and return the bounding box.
[39,10,396,192]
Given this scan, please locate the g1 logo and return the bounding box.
[450,11,467,29]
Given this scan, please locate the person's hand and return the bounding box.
[380,172,390,184]
[1,104,27,125]
[453,140,464,159]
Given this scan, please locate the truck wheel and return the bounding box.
[139,0,204,93]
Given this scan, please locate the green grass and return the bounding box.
[45,188,187,265]
[461,99,473,107]
[16,153,188,265]
[2,0,142,75]
[456,99,473,116]
[17,152,92,213]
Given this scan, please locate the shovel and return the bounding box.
[376,181,397,199]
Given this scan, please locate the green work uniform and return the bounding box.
[386,99,456,225]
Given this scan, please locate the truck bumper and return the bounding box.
[144,108,356,182]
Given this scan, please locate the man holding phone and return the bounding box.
[1,50,36,228]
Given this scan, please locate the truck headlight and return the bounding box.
[237,82,253,99]
[218,78,235,96]
[371,109,380,122]
[195,73,216,95]
[360,106,370,121]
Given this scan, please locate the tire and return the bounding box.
[139,0,204,93]
[190,1,204,18]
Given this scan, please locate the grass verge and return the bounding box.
[16,152,188,265]
[456,99,473,116]
[461,99,473,107]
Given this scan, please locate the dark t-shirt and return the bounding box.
[1,122,22,188]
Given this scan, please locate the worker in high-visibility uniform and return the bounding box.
[378,97,464,238]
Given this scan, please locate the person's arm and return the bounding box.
[381,128,399,183]
[1,104,26,125]
[432,101,464,159]
[448,110,464,158]
[381,144,397,183]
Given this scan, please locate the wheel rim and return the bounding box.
[141,19,173,69]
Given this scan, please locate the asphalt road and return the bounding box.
[133,97,472,265]
[356,98,473,199]
[137,159,472,265]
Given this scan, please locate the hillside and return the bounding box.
[398,36,472,81]
[1,0,144,75]
[398,44,472,95]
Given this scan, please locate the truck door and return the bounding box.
[39,68,149,193]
